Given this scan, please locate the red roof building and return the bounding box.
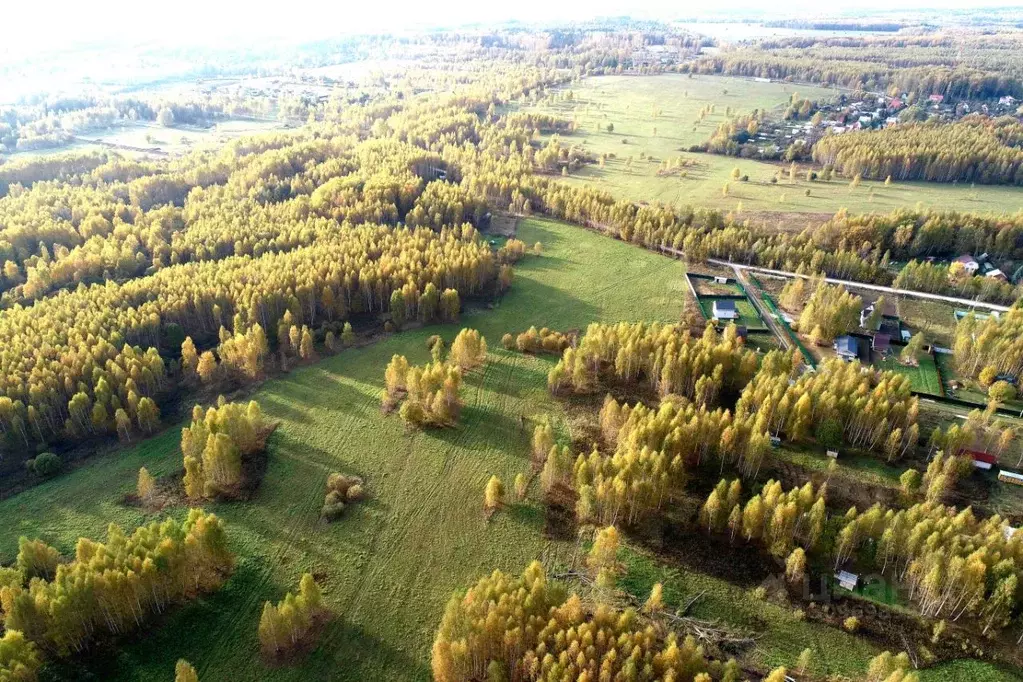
[966,450,997,470]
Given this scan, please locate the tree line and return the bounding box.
[813,116,1023,185]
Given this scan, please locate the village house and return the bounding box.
[834,335,858,361]
[712,300,739,320]
[953,254,980,275]
[860,303,876,329]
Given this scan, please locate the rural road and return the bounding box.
[729,265,792,351]
[705,259,1012,313]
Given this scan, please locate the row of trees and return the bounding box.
[784,278,863,343]
[893,260,1018,305]
[181,399,268,500]
[548,322,759,403]
[735,353,920,457]
[0,222,494,460]
[383,357,464,428]
[688,32,1023,101]
[834,501,1023,634]
[501,326,574,354]
[954,307,1023,382]
[0,510,232,657]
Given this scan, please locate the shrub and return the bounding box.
[322,472,365,521]
[502,333,515,350]
[843,616,859,632]
[30,452,61,478]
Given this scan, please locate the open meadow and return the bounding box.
[516,74,1023,221]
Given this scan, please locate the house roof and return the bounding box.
[986,269,1007,279]
[872,334,891,350]
[954,254,978,266]
[713,300,736,311]
[966,450,998,464]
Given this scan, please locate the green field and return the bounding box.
[876,353,943,396]
[517,74,1023,219]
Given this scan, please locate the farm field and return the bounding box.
[0,217,692,681]
[515,74,1023,218]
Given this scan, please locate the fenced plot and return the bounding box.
[875,353,943,396]
[697,296,768,330]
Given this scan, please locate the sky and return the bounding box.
[2,0,1022,55]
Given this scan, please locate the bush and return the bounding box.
[30,452,61,478]
[321,502,345,521]
[323,472,365,521]
[502,333,515,350]
[843,616,859,632]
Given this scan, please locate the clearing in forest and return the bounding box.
[517,74,1023,220]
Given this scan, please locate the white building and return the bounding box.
[712,300,739,320]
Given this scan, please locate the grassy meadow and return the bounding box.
[0,217,690,681]
[516,74,1023,220]
[1,217,1018,680]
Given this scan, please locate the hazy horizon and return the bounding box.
[3,0,1022,57]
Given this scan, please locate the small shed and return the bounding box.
[835,570,859,590]
[827,449,839,459]
[998,470,1023,486]
[834,335,858,361]
[872,334,891,354]
[713,276,728,284]
[713,300,739,320]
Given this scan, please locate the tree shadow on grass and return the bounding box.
[258,392,315,425]
[506,502,544,531]
[315,619,433,681]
